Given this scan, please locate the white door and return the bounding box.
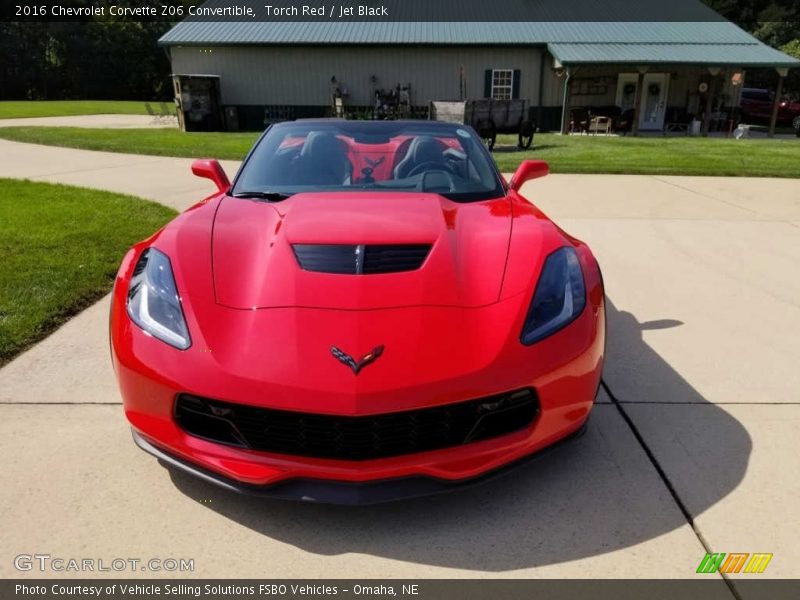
[639,73,670,130]
[615,73,639,111]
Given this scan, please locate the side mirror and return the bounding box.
[191,159,230,193]
[508,160,549,192]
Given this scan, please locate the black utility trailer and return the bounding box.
[429,99,535,150]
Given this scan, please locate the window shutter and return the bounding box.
[484,70,492,98]
[512,69,521,99]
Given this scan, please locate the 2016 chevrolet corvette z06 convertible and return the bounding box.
[110,120,605,504]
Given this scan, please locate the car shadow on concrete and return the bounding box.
[166,298,750,571]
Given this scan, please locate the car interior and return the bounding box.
[259,134,480,186]
[232,122,505,200]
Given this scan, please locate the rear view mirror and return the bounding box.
[508,160,549,192]
[191,159,230,193]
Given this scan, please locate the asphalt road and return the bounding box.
[0,138,798,591]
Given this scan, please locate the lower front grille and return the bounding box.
[174,389,539,461]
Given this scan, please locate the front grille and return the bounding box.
[292,244,431,275]
[175,389,539,461]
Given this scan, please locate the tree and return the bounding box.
[703,0,799,94]
[781,39,800,59]
[0,1,200,100]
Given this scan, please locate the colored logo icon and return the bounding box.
[696,553,773,574]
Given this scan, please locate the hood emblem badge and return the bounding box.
[330,345,384,375]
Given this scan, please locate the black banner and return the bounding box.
[2,0,729,23]
[5,580,800,600]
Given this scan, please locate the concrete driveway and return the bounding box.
[0,114,178,129]
[0,139,798,590]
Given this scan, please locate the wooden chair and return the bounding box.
[589,115,613,135]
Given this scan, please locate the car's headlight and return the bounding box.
[521,247,586,345]
[126,248,191,350]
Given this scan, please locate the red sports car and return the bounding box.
[110,120,605,504]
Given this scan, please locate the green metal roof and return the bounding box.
[548,41,799,67]
[161,21,758,46]
[159,4,799,69]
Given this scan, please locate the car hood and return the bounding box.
[211,192,512,310]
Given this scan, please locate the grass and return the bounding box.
[0,126,798,177]
[0,100,157,119]
[491,133,800,177]
[0,179,177,365]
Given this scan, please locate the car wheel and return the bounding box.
[793,115,800,132]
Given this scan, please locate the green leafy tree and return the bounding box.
[703,0,799,43]
[781,39,800,59]
[703,0,799,94]
[0,0,201,100]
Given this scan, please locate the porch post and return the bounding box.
[631,67,647,137]
[560,67,573,135]
[536,49,545,132]
[701,68,721,136]
[768,68,789,138]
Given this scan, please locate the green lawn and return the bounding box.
[0,126,798,177]
[0,179,177,365]
[491,133,800,177]
[0,101,156,119]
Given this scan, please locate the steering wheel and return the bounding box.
[406,161,455,178]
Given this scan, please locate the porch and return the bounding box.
[558,65,752,137]
[547,43,797,137]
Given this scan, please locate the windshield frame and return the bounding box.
[229,120,507,203]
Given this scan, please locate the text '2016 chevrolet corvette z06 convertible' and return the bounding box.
[110,120,605,504]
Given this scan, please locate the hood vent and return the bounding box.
[293,244,431,275]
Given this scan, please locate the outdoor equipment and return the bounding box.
[429,99,535,150]
[172,74,223,132]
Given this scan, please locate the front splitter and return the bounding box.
[132,423,587,505]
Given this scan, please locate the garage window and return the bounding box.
[491,69,514,100]
[484,69,521,100]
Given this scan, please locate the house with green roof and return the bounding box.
[159,0,798,134]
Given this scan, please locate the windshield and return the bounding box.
[232,121,505,202]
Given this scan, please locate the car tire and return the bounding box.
[793,115,800,134]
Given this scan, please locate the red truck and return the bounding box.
[740,88,800,135]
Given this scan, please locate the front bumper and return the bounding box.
[113,303,604,492]
[133,421,588,505]
[112,240,606,496]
